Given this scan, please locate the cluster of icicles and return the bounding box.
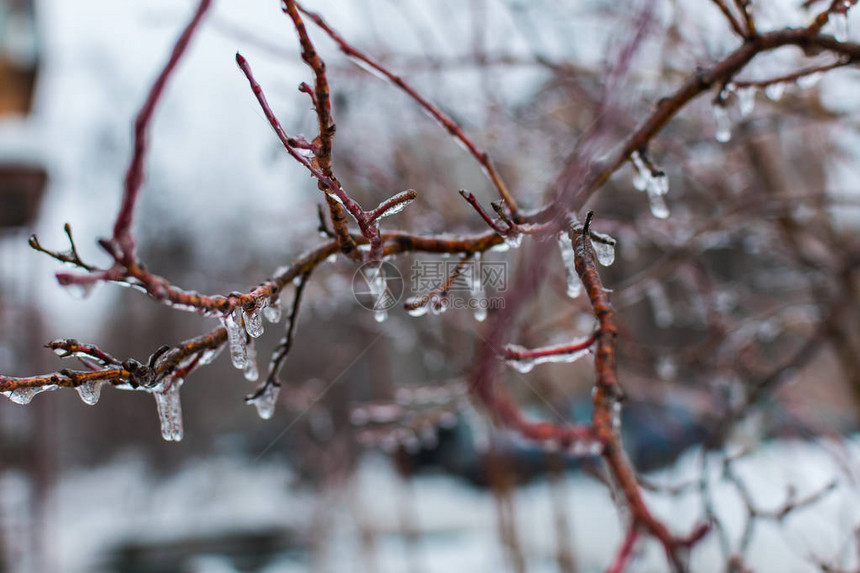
[403,238,521,323]
[219,295,286,423]
[502,229,614,373]
[711,69,831,145]
[1,344,224,442]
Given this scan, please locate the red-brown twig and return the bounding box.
[112,0,213,260]
[296,2,519,217]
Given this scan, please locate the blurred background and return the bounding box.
[1,0,860,572]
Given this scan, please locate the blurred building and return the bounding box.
[0,1,50,572]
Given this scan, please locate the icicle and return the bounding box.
[248,383,280,420]
[243,338,259,382]
[713,104,732,143]
[373,190,417,219]
[504,336,593,373]
[797,71,822,89]
[365,263,391,323]
[557,231,582,299]
[590,232,616,267]
[764,82,785,101]
[831,11,849,41]
[630,151,650,191]
[263,297,282,323]
[471,253,487,322]
[154,383,184,441]
[76,380,105,405]
[647,190,670,219]
[244,301,266,338]
[221,309,248,370]
[737,87,756,117]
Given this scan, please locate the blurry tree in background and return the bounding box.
[2,0,860,572]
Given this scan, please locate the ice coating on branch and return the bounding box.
[713,104,732,143]
[590,232,616,267]
[244,301,266,338]
[221,309,248,370]
[471,252,487,322]
[248,383,280,420]
[765,82,785,101]
[198,344,224,366]
[374,190,416,219]
[154,382,183,441]
[737,87,756,117]
[243,338,259,382]
[263,297,282,323]
[76,380,106,405]
[797,71,822,89]
[504,336,593,373]
[557,231,582,299]
[831,11,849,41]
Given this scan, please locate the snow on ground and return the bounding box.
[1,437,857,573]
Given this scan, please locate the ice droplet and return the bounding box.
[713,104,732,143]
[326,253,337,264]
[503,232,523,250]
[221,309,248,370]
[471,252,487,322]
[263,298,282,323]
[737,87,756,117]
[76,379,106,405]
[405,297,429,317]
[764,82,785,101]
[590,233,616,267]
[154,383,184,441]
[557,232,582,299]
[62,281,97,300]
[831,11,849,41]
[248,383,280,420]
[7,387,37,405]
[243,338,259,382]
[796,71,822,89]
[244,301,266,338]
